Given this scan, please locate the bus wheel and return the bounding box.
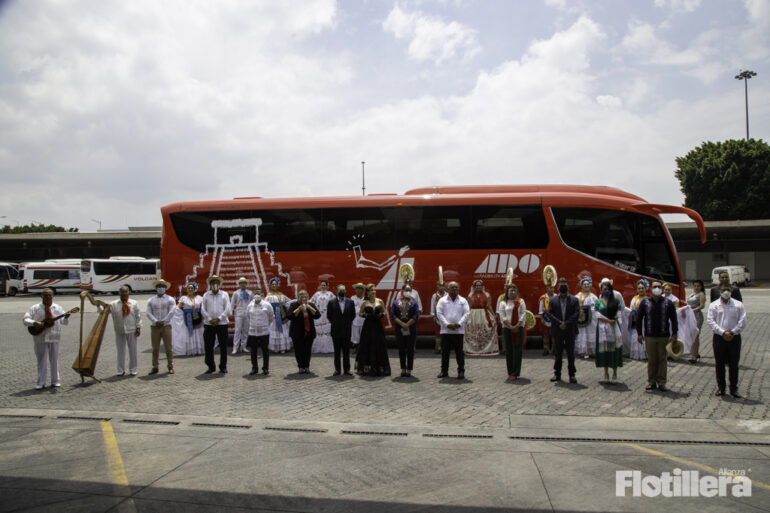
[125,286,133,293]
[49,288,56,295]
[8,287,16,296]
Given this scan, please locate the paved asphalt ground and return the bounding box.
[1,289,768,512]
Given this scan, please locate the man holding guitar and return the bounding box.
[23,288,76,390]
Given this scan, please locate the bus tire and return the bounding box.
[125,285,133,293]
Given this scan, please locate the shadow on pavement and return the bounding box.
[0,475,585,513]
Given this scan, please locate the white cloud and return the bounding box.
[382,5,481,64]
[654,0,703,12]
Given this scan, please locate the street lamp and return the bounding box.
[91,218,102,231]
[734,70,757,141]
[361,161,366,196]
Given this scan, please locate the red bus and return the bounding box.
[160,185,705,335]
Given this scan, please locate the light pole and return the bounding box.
[91,218,102,231]
[361,161,366,196]
[734,70,757,141]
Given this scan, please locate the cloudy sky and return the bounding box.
[0,0,768,231]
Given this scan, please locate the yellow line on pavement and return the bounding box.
[620,442,770,492]
[100,420,137,512]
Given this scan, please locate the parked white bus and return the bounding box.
[23,261,82,294]
[0,262,22,296]
[80,257,160,293]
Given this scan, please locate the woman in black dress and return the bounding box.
[287,290,321,374]
[355,284,391,376]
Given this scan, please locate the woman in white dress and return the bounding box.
[310,280,335,353]
[575,276,597,358]
[265,277,292,353]
[171,282,204,356]
[627,279,649,360]
[463,280,499,356]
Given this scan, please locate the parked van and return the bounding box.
[711,266,746,287]
[23,261,81,294]
[0,262,22,296]
[80,257,160,293]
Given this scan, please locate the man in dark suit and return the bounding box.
[546,277,580,383]
[327,284,357,376]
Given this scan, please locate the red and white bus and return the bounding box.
[160,185,705,335]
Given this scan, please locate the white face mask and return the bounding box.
[254,294,262,303]
[651,287,662,296]
[721,290,731,300]
[156,287,166,294]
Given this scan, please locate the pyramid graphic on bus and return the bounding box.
[183,218,297,297]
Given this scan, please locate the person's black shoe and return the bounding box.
[148,368,159,375]
[645,383,656,390]
[263,369,269,376]
[657,385,667,392]
[569,376,577,384]
[249,369,258,375]
[205,368,215,374]
[220,368,227,374]
[730,391,743,399]
[457,372,465,380]
[344,371,353,376]
[437,372,448,378]
[715,389,726,396]
[550,376,561,382]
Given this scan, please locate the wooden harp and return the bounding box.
[72,291,110,383]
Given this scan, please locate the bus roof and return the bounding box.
[162,185,647,213]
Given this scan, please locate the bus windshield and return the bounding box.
[551,207,679,283]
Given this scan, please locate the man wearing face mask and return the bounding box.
[636,280,678,392]
[146,279,175,375]
[546,277,580,383]
[327,284,357,376]
[230,277,253,354]
[246,286,275,375]
[707,283,747,398]
[710,271,743,303]
[202,275,231,374]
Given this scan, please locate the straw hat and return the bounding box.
[666,339,684,360]
[152,278,171,289]
[207,275,223,286]
[237,277,249,284]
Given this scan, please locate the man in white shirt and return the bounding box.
[23,288,72,389]
[230,277,253,354]
[108,286,142,376]
[436,281,470,379]
[707,283,747,399]
[202,275,231,374]
[247,286,274,375]
[146,279,176,375]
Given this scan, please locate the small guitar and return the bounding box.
[28,307,80,336]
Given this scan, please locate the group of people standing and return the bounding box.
[23,270,747,399]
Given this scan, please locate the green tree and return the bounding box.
[675,139,770,221]
[0,224,79,234]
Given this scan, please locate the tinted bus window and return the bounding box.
[551,207,678,283]
[472,205,548,249]
[170,204,548,253]
[33,270,69,279]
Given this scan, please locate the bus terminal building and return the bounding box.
[1,219,769,283]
